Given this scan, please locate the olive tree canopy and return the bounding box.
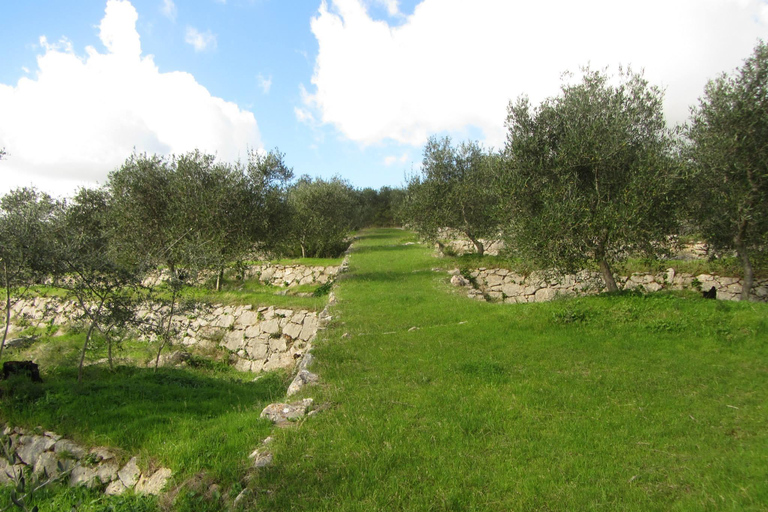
[687,41,768,300]
[502,68,681,291]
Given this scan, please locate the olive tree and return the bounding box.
[404,137,499,255]
[0,188,59,360]
[687,41,768,300]
[502,68,681,291]
[286,176,357,258]
[52,187,144,381]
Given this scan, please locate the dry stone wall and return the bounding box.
[3,299,322,374]
[143,263,340,288]
[244,264,339,287]
[450,268,768,303]
[0,425,171,496]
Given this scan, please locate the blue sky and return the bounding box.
[1,0,767,198]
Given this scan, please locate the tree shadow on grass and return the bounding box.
[0,365,286,452]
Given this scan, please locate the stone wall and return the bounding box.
[244,263,339,287]
[2,299,323,374]
[450,267,768,303]
[0,425,171,496]
[143,263,340,288]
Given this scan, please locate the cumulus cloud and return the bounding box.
[161,0,177,21]
[304,0,768,148]
[0,0,260,196]
[185,26,217,52]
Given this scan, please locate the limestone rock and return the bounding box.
[260,398,314,425]
[54,439,87,459]
[0,462,25,485]
[450,274,469,287]
[260,318,281,335]
[283,322,303,339]
[236,311,259,327]
[16,435,56,465]
[135,467,172,495]
[222,330,245,351]
[118,456,141,488]
[70,464,99,488]
[33,451,65,479]
[105,479,128,495]
[286,369,319,396]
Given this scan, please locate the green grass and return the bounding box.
[181,277,328,311]
[0,359,286,511]
[248,228,768,510]
[267,256,345,267]
[2,229,767,510]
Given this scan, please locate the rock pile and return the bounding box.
[450,268,768,302]
[0,426,171,496]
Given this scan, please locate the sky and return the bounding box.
[1,0,767,198]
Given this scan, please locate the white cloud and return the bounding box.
[161,0,177,21]
[257,74,272,94]
[384,152,408,166]
[0,0,260,197]
[185,26,217,52]
[294,107,316,125]
[304,0,768,149]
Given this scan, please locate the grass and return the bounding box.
[2,229,767,510]
[181,277,328,311]
[248,228,768,510]
[267,257,345,267]
[0,351,287,511]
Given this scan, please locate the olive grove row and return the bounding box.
[0,148,402,377]
[401,41,768,300]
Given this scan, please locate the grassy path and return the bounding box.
[254,228,768,510]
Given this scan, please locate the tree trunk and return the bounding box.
[598,257,619,293]
[0,262,11,362]
[301,244,306,259]
[736,243,754,301]
[467,235,485,256]
[154,290,177,371]
[216,267,224,292]
[78,320,98,383]
[107,335,113,371]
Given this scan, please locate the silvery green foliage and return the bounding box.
[404,137,500,256]
[502,67,681,291]
[688,41,768,300]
